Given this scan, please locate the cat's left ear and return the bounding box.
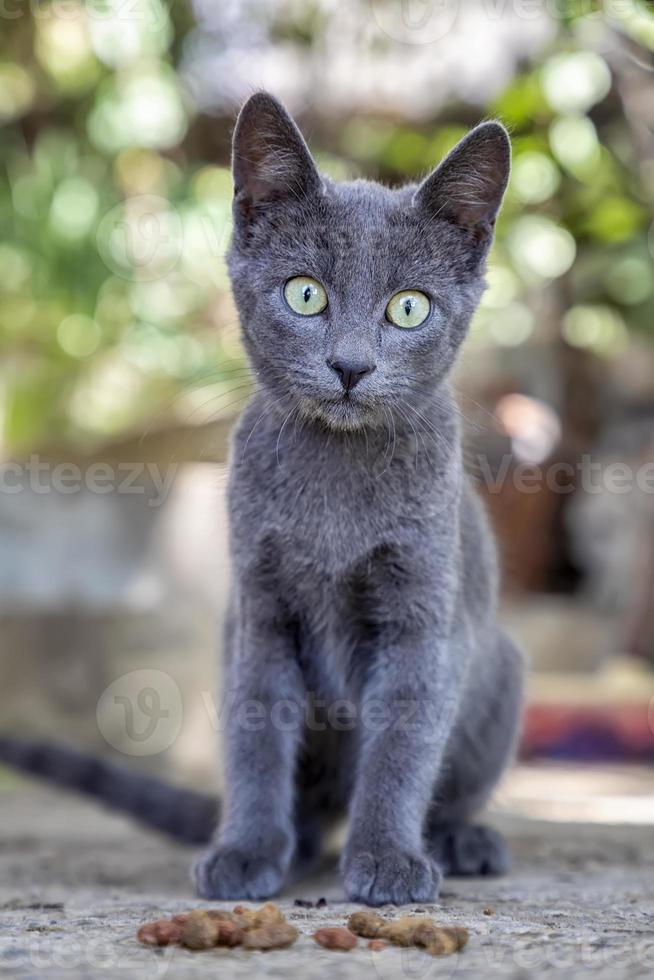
[414,121,511,242]
[232,92,322,218]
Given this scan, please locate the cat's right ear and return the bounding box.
[413,121,511,244]
[232,92,322,221]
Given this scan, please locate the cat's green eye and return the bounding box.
[386,290,431,329]
[284,276,328,316]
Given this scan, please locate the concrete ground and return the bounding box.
[1,778,653,980]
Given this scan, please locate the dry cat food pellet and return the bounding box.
[367,939,388,952]
[347,910,385,938]
[180,910,222,950]
[137,903,293,951]
[425,926,469,957]
[136,919,183,947]
[207,909,243,923]
[411,923,469,956]
[378,916,423,947]
[233,901,286,928]
[348,913,469,958]
[213,920,246,947]
[411,920,444,948]
[208,908,250,933]
[241,923,299,950]
[313,927,357,951]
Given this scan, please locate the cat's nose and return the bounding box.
[327,358,376,392]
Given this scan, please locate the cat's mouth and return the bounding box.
[307,391,378,431]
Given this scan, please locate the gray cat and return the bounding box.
[0,93,523,907]
[193,92,523,906]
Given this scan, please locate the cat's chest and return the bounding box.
[235,454,399,579]
[228,407,448,595]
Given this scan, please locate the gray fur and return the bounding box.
[193,92,524,906]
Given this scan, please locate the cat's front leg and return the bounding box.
[341,633,464,906]
[194,595,305,900]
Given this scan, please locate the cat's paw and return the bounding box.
[428,824,509,877]
[342,847,442,906]
[193,846,287,900]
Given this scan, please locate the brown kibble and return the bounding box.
[242,923,299,950]
[137,919,182,947]
[377,917,469,957]
[235,906,263,929]
[411,920,442,948]
[206,909,249,931]
[180,910,221,950]
[444,926,468,951]
[347,910,385,938]
[213,921,245,947]
[232,902,286,929]
[379,916,424,946]
[427,939,452,955]
[425,926,469,957]
[368,939,388,952]
[253,902,287,927]
[232,905,256,928]
[206,909,239,922]
[313,927,357,951]
[482,907,494,916]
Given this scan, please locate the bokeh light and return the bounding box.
[88,0,173,70]
[549,115,601,176]
[0,64,35,122]
[541,51,611,114]
[57,315,103,358]
[562,305,629,358]
[511,151,561,204]
[87,67,187,153]
[508,216,577,280]
[49,179,99,242]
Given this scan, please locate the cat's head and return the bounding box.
[228,92,510,431]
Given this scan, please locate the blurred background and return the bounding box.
[1,0,654,823]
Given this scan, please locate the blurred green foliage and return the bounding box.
[1,0,653,455]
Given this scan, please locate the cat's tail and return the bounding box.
[0,736,218,844]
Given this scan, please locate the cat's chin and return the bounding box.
[302,396,378,433]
